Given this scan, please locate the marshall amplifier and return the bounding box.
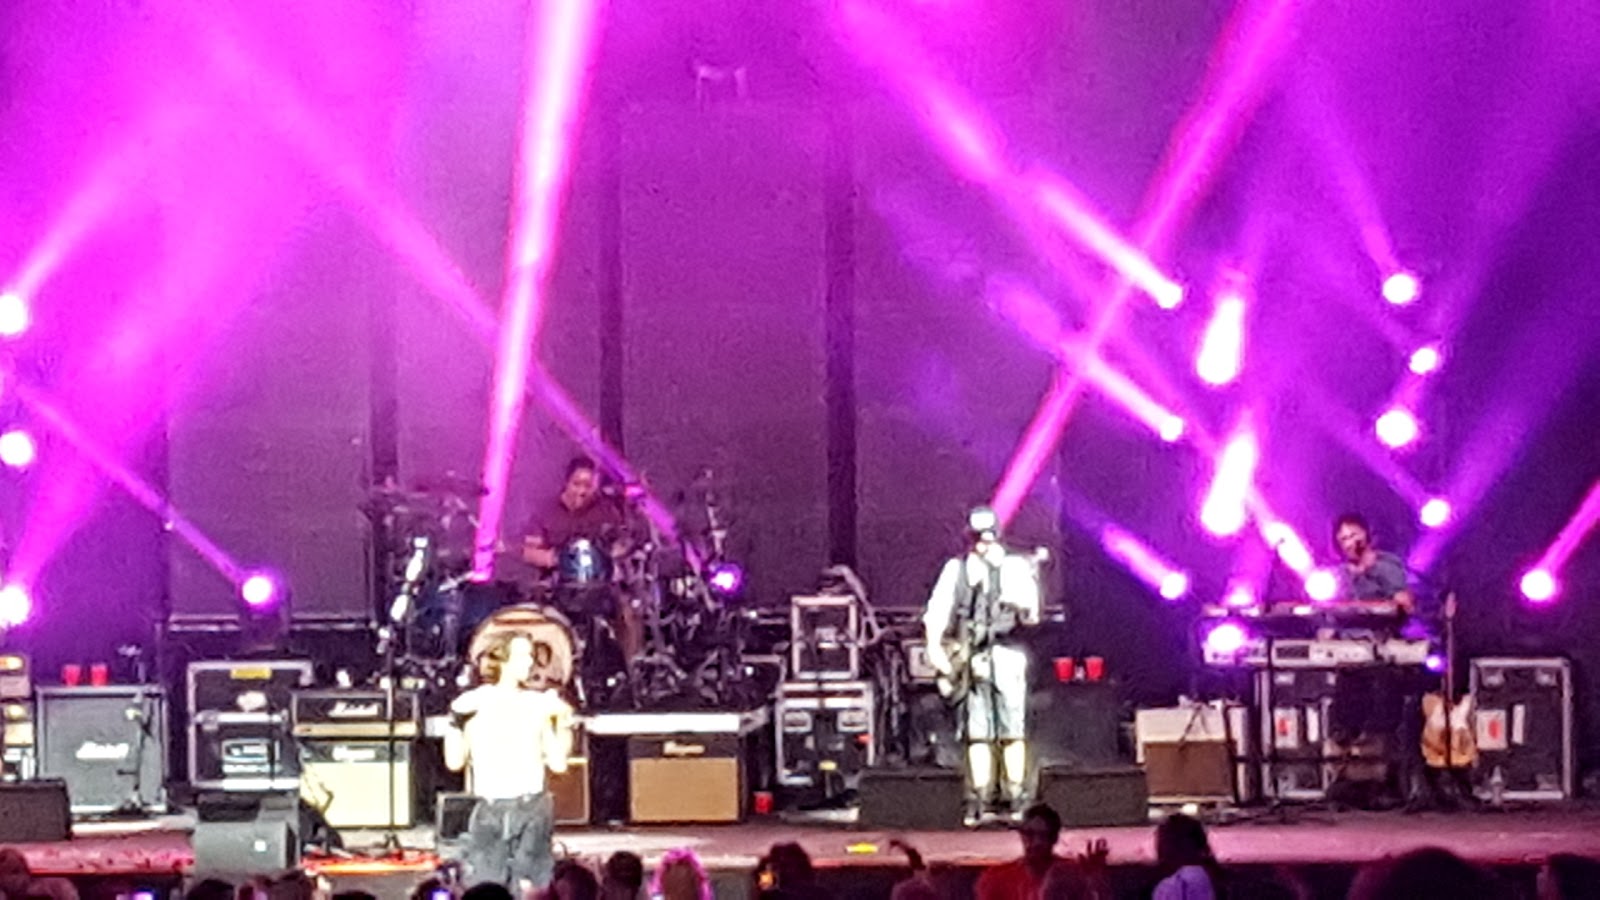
[292,690,419,739]
[36,686,168,814]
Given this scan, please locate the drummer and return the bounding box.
[520,456,627,571]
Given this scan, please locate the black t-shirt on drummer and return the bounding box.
[523,494,625,555]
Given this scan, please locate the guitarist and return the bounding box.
[922,506,1042,824]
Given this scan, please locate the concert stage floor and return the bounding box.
[15,808,1600,897]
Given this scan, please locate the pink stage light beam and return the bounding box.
[472,0,604,579]
[1100,525,1192,602]
[1518,479,1600,605]
[1195,289,1247,386]
[1200,424,1260,538]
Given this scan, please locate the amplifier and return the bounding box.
[292,690,418,739]
[299,739,412,829]
[1136,703,1250,804]
[776,680,874,792]
[1471,657,1573,801]
[790,595,861,679]
[0,780,71,842]
[36,686,167,814]
[628,734,742,823]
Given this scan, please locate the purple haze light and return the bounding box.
[0,430,36,470]
[1200,425,1259,537]
[0,584,30,627]
[708,562,745,595]
[1382,271,1420,306]
[0,292,29,338]
[1203,621,1248,656]
[1519,568,1558,604]
[239,572,282,609]
[1374,407,1419,449]
[1418,497,1452,529]
[1304,568,1339,602]
[1408,345,1442,376]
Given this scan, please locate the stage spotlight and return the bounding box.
[1382,271,1420,306]
[0,430,35,469]
[1158,571,1191,601]
[1425,654,1445,674]
[239,571,283,609]
[1519,568,1558,604]
[707,561,745,596]
[0,584,31,628]
[1304,568,1338,602]
[1202,621,1248,656]
[0,292,28,338]
[1408,345,1442,375]
[1418,497,1452,529]
[1223,581,1256,608]
[1158,415,1186,443]
[1374,407,1419,449]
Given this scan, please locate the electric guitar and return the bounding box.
[1420,592,1477,769]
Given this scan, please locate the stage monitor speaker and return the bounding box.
[858,767,964,830]
[36,686,167,815]
[192,793,299,879]
[0,780,71,842]
[299,740,412,829]
[628,735,742,823]
[1037,765,1148,827]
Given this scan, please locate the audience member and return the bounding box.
[1153,813,1223,900]
[1539,854,1600,900]
[408,879,452,900]
[331,892,379,900]
[757,842,832,899]
[974,803,1109,900]
[23,877,79,900]
[547,859,599,900]
[651,848,712,900]
[1348,847,1510,900]
[0,849,32,899]
[600,852,643,900]
[461,884,515,900]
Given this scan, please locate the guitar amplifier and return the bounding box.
[628,734,743,823]
[1471,657,1573,801]
[1136,703,1251,804]
[299,739,412,828]
[292,689,418,738]
[36,686,167,814]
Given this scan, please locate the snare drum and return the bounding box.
[557,537,613,588]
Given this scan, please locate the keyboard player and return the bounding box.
[1326,512,1427,807]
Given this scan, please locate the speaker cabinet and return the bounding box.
[858,767,964,830]
[0,780,71,842]
[192,793,299,879]
[1037,766,1148,827]
[36,686,167,814]
[299,740,412,829]
[627,735,742,823]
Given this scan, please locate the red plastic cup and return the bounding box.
[753,791,773,815]
[1054,657,1076,683]
[90,663,109,687]
[1085,656,1105,682]
[62,664,82,686]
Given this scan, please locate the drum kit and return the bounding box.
[362,471,759,712]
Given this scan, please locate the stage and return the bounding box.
[14,807,1600,898]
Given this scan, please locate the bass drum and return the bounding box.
[466,604,578,690]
